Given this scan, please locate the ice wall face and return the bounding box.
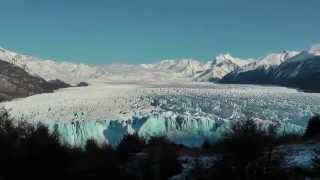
[48,113,304,148]
[47,115,225,147]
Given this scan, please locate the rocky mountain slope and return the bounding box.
[221,45,320,92]
[0,59,70,102]
[0,48,102,84]
[220,51,299,84]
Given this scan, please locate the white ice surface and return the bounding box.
[1,82,319,147]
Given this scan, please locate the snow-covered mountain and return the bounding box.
[221,51,299,83]
[0,59,70,102]
[270,44,320,91]
[147,59,206,77]
[1,44,320,91]
[0,47,103,84]
[221,45,320,92]
[0,47,245,84]
[240,51,299,72]
[282,44,320,64]
[0,48,207,84]
[194,54,252,82]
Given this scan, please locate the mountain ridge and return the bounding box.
[0,59,71,102]
[1,44,320,92]
[0,47,257,83]
[221,45,320,92]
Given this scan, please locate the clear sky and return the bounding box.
[0,0,319,64]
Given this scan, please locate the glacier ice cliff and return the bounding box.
[48,114,305,147]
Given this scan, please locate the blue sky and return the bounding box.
[0,0,319,64]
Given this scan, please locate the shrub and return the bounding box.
[188,158,213,180]
[212,118,279,180]
[117,134,146,162]
[69,139,122,179]
[224,119,277,159]
[304,115,320,139]
[201,139,211,149]
[145,137,182,180]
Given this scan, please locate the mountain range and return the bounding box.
[0,44,320,94]
[221,45,320,92]
[0,47,255,84]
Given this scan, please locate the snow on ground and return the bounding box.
[1,82,320,146]
[171,156,221,180]
[171,143,320,179]
[277,143,319,169]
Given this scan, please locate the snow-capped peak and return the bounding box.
[0,47,102,84]
[0,47,19,60]
[193,54,252,82]
[283,44,320,64]
[308,44,320,56]
[147,59,205,77]
[214,53,252,67]
[0,47,34,71]
[239,51,298,70]
[215,53,234,61]
[257,51,299,67]
[0,44,318,85]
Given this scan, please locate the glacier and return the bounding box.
[1,82,319,147]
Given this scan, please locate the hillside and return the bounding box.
[0,59,70,102]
